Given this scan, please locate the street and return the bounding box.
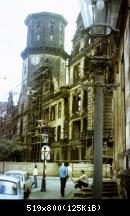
[29,176,76,199]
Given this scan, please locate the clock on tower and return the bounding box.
[31,55,40,65]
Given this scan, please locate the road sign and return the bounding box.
[41,145,50,160]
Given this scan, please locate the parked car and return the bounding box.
[5,170,33,198]
[0,174,24,199]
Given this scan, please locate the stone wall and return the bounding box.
[0,162,111,178]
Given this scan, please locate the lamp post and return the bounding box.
[79,0,121,198]
[41,146,46,191]
[41,145,50,192]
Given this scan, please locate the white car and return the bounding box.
[0,175,24,199]
[5,170,33,198]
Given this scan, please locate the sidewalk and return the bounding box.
[29,176,77,199]
[29,176,119,200]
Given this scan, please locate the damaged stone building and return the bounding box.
[16,0,130,174]
[51,13,114,163]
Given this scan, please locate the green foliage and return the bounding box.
[0,137,28,160]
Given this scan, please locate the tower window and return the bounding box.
[36,24,41,31]
[36,34,41,41]
[50,35,54,41]
[50,21,55,33]
[50,21,55,42]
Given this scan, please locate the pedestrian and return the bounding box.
[59,162,69,197]
[67,163,75,183]
[33,165,38,188]
[75,170,89,190]
[67,163,72,176]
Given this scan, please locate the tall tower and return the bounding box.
[18,12,69,161]
[21,12,68,93]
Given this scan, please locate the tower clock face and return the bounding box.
[31,55,40,65]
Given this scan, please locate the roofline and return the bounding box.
[0,175,20,183]
[5,170,27,174]
[25,11,67,26]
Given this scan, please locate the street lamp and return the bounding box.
[41,145,50,192]
[41,146,47,191]
[79,0,121,198]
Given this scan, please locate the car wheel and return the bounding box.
[24,190,29,199]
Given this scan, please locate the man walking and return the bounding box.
[59,162,69,197]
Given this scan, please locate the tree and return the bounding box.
[0,137,28,162]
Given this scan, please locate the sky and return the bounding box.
[0,0,80,103]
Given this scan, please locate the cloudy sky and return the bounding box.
[0,0,80,102]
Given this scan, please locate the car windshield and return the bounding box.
[6,173,23,181]
[0,180,18,195]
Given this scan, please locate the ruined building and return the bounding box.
[51,13,114,163]
[17,11,115,164]
[17,12,68,161]
[17,0,129,173]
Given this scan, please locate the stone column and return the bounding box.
[54,149,57,161]
[67,147,71,161]
[78,146,82,161]
[59,148,63,161]
[85,137,88,160]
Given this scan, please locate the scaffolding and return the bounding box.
[25,64,55,161]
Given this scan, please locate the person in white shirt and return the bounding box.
[75,170,89,189]
[33,165,38,188]
[67,164,75,183]
[67,164,72,177]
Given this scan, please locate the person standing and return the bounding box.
[67,163,75,183]
[59,162,69,197]
[33,165,38,188]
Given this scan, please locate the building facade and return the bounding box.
[113,0,130,172]
[50,12,114,164]
[13,1,130,176]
